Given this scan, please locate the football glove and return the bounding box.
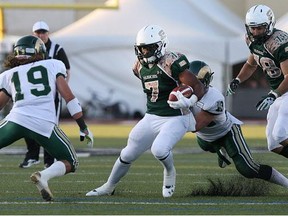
[255,91,278,111]
[167,90,198,109]
[226,78,240,96]
[80,128,94,148]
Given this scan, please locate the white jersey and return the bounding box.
[0,59,66,137]
[191,86,242,142]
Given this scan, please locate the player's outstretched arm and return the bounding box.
[226,54,257,96]
[56,76,94,147]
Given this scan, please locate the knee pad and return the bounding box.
[151,145,168,160]
[119,149,133,164]
[119,156,130,165]
[119,146,143,163]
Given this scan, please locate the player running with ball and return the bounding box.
[86,24,205,198]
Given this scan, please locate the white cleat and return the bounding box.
[19,159,41,168]
[162,185,175,198]
[162,167,176,198]
[30,171,53,201]
[86,183,115,196]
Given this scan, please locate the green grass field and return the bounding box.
[1,122,288,215]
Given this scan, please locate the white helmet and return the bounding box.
[134,25,168,64]
[245,5,275,43]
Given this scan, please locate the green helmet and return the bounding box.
[189,60,214,87]
[13,35,47,59]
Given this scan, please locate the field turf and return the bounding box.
[1,122,288,215]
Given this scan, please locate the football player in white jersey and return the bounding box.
[188,60,288,187]
[0,35,93,201]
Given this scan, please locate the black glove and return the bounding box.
[256,91,278,111]
[226,78,240,96]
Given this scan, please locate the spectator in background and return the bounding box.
[19,21,71,169]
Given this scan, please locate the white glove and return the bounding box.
[255,91,278,111]
[80,128,94,148]
[167,90,198,109]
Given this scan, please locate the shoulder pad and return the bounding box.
[158,51,180,67]
[158,51,189,76]
[265,30,288,54]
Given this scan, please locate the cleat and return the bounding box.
[86,183,115,196]
[162,167,176,198]
[218,147,230,168]
[30,172,53,201]
[162,185,175,198]
[19,159,40,168]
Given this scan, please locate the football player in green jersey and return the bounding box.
[191,60,288,188]
[227,5,288,159]
[0,35,93,201]
[86,24,205,198]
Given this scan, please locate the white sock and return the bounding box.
[159,151,176,186]
[40,161,66,182]
[159,151,174,173]
[107,157,131,186]
[269,167,288,187]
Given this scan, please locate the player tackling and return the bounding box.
[188,60,288,187]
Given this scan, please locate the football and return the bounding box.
[168,84,194,101]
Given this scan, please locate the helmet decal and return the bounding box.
[189,60,214,87]
[13,35,47,59]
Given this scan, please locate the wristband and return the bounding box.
[67,97,82,116]
[189,94,198,106]
[270,90,280,98]
[273,89,281,97]
[235,77,241,83]
[76,116,87,131]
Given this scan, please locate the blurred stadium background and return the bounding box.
[0,0,287,121]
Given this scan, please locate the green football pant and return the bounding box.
[0,120,78,171]
[197,124,271,180]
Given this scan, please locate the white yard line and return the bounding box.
[0,201,287,205]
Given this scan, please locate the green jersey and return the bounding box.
[133,51,189,116]
[247,29,288,90]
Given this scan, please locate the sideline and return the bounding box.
[59,119,266,139]
[0,120,267,156]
